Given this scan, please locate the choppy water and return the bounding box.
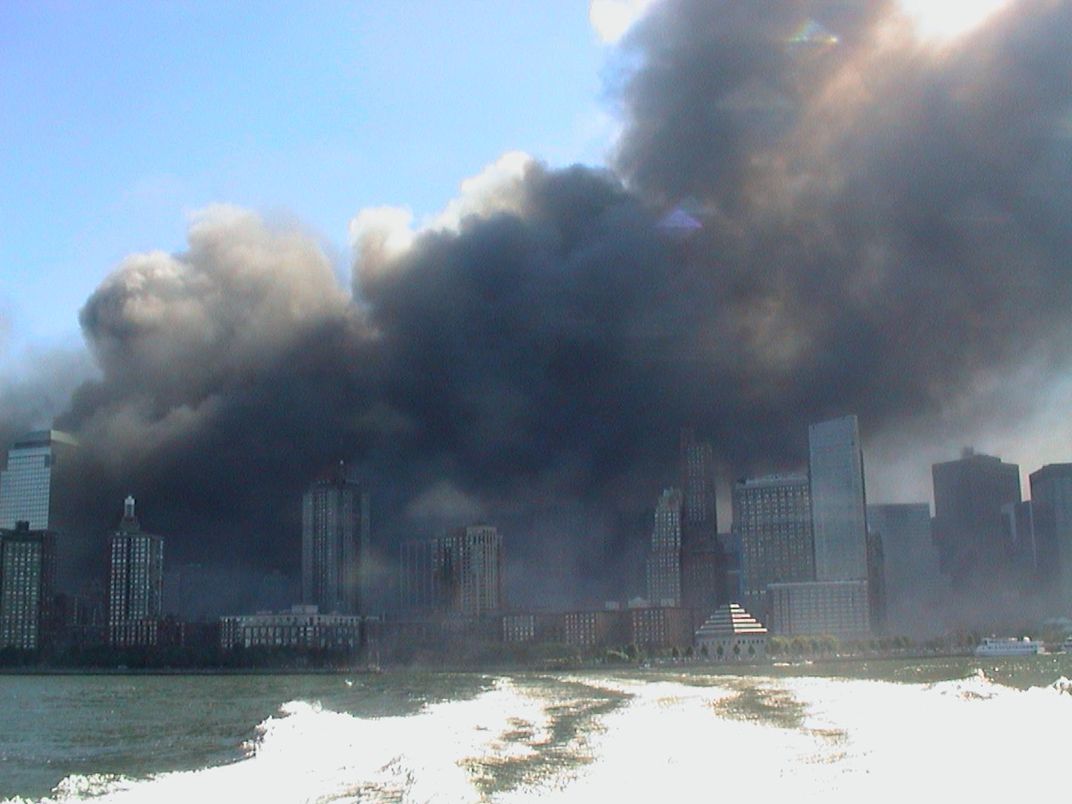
[2,656,1071,802]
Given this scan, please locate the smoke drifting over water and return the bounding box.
[7,1,1072,604]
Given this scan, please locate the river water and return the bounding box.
[2,656,1070,802]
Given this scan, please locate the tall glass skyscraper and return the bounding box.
[809,415,869,581]
[0,430,78,531]
[302,465,370,615]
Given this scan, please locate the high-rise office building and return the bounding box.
[0,430,78,531]
[932,449,1021,591]
[867,503,946,633]
[399,525,503,616]
[809,415,868,582]
[647,488,684,606]
[1029,464,1072,610]
[302,466,370,615]
[733,474,814,618]
[679,430,724,615]
[680,429,717,540]
[0,523,56,651]
[107,497,164,646]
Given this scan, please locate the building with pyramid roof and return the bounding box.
[694,603,768,662]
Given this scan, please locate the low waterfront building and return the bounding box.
[501,612,564,644]
[627,606,693,650]
[219,605,365,652]
[767,580,870,640]
[694,603,767,661]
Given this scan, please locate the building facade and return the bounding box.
[399,525,503,616]
[868,503,946,634]
[768,580,870,640]
[1029,464,1072,611]
[932,449,1021,591]
[809,415,868,582]
[734,474,814,618]
[302,467,370,615]
[0,430,78,532]
[107,497,164,647]
[0,524,56,650]
[646,488,684,607]
[220,605,365,652]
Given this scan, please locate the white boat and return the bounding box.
[974,637,1041,657]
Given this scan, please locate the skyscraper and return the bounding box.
[867,503,946,633]
[302,466,370,615]
[107,496,164,646]
[1029,464,1072,610]
[932,449,1021,591]
[647,488,684,606]
[0,430,78,532]
[679,429,724,615]
[809,415,868,582]
[0,523,56,651]
[733,474,813,618]
[399,524,503,616]
[680,429,717,541]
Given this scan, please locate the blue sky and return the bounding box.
[1,2,620,355]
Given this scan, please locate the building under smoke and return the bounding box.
[1028,464,1072,613]
[0,523,57,651]
[734,474,814,620]
[108,496,164,647]
[399,525,503,617]
[0,430,78,533]
[646,488,684,607]
[932,450,1022,594]
[302,466,370,615]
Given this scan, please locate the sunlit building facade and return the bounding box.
[0,430,78,532]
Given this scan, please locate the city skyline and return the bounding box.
[3,1,1072,613]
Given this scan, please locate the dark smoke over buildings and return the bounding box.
[4,1,1072,608]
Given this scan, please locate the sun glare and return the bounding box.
[898,0,1010,41]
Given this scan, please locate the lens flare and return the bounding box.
[898,0,1010,41]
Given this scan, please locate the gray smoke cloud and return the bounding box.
[5,0,1070,611]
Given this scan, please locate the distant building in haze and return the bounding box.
[0,430,78,532]
[1029,464,1072,611]
[108,496,164,647]
[302,465,370,615]
[932,449,1021,592]
[399,525,503,616]
[809,415,869,582]
[868,503,946,635]
[734,474,814,618]
[646,488,684,607]
[0,523,57,651]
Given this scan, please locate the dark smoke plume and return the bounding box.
[6,0,1070,610]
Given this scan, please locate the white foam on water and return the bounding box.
[504,671,1072,801]
[15,677,555,804]
[13,670,1072,802]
